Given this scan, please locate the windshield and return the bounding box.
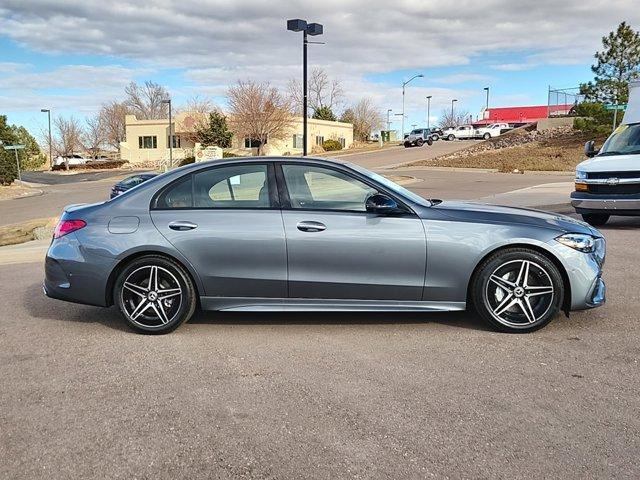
[410,129,422,134]
[599,122,640,156]
[346,162,432,207]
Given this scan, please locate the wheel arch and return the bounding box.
[466,243,572,313]
[105,249,202,307]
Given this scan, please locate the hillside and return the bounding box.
[408,125,609,172]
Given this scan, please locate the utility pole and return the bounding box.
[426,96,432,129]
[41,109,52,169]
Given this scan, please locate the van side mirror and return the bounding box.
[584,140,598,158]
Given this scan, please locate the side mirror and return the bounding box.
[366,193,401,214]
[584,140,597,158]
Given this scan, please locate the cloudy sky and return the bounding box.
[0,0,638,135]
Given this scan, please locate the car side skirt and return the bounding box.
[200,297,466,312]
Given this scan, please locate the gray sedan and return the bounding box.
[44,157,606,334]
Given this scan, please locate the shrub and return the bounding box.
[51,159,128,171]
[178,156,195,166]
[0,152,18,185]
[322,139,343,151]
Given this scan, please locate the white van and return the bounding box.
[571,80,640,226]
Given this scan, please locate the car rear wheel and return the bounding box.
[470,248,564,333]
[447,134,455,141]
[483,132,491,140]
[581,213,609,226]
[114,255,197,334]
[432,134,439,141]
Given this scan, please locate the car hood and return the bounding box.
[577,153,640,172]
[431,201,598,236]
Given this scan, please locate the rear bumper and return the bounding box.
[571,192,640,215]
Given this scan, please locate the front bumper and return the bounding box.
[571,192,640,215]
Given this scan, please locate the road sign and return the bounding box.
[3,144,26,150]
[605,104,627,111]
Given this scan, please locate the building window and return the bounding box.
[138,136,157,149]
[293,134,303,149]
[339,137,346,148]
[315,135,324,146]
[168,135,181,148]
[244,138,264,149]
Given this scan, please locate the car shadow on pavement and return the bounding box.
[190,309,493,332]
[23,282,130,332]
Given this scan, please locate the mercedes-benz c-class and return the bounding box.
[44,157,606,334]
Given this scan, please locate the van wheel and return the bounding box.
[582,213,609,226]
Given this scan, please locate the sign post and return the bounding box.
[3,144,26,182]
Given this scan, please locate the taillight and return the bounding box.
[53,219,86,239]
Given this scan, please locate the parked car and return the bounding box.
[110,173,158,199]
[52,154,92,168]
[44,157,606,334]
[443,125,476,140]
[572,83,640,226]
[429,127,444,141]
[404,128,435,148]
[475,123,511,140]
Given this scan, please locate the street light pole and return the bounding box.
[288,19,323,156]
[484,87,489,112]
[426,96,432,129]
[387,109,393,131]
[162,99,172,169]
[451,99,458,125]
[41,109,52,169]
[401,74,423,141]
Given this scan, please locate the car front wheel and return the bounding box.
[114,255,197,334]
[470,248,564,333]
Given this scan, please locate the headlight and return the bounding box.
[555,233,596,253]
[575,170,587,180]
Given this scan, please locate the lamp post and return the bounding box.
[161,99,172,168]
[426,96,432,129]
[287,19,324,156]
[451,99,458,126]
[483,87,490,111]
[40,108,52,169]
[386,109,393,131]
[401,73,423,141]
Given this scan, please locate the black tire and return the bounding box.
[416,138,424,147]
[404,141,412,148]
[114,255,197,334]
[470,248,564,333]
[447,134,455,141]
[426,138,433,146]
[483,132,491,140]
[581,213,609,226]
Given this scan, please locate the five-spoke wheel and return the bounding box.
[471,248,564,332]
[114,255,197,334]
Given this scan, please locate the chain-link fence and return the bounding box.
[547,86,584,117]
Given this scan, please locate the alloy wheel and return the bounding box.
[484,259,554,327]
[120,265,183,328]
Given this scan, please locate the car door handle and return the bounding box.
[168,221,198,231]
[297,221,326,232]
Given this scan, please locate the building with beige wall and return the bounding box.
[120,113,354,165]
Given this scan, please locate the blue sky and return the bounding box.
[0,0,636,140]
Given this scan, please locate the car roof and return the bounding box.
[178,156,348,170]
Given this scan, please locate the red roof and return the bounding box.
[475,104,573,125]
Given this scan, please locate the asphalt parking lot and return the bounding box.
[1,156,639,478]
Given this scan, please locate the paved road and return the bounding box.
[336,139,476,169]
[1,217,639,479]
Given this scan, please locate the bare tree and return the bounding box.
[437,108,471,129]
[340,98,383,142]
[288,67,344,116]
[124,81,170,119]
[83,114,105,159]
[227,80,294,155]
[99,101,129,151]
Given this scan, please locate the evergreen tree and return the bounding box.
[312,106,337,121]
[580,22,640,104]
[0,115,19,184]
[196,111,233,148]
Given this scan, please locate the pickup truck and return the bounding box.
[403,128,435,148]
[442,125,475,140]
[475,123,511,140]
[571,80,640,226]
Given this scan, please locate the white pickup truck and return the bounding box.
[474,123,511,140]
[442,125,475,140]
[571,80,640,226]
